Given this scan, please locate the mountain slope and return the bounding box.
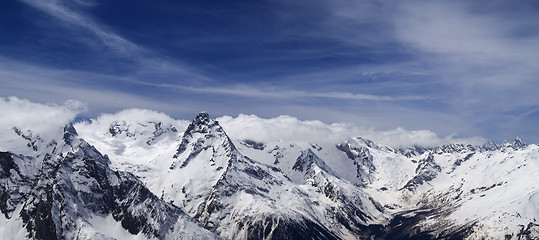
[77,112,389,239]
[73,110,539,239]
[159,113,388,239]
[0,122,216,239]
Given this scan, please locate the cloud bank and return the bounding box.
[0,97,489,149]
[75,108,189,140]
[0,96,86,144]
[217,114,487,149]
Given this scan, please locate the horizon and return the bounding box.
[1,96,527,149]
[1,0,538,144]
[77,107,526,146]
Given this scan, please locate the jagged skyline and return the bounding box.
[0,96,538,239]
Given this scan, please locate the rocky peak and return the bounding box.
[0,124,217,239]
[183,112,219,135]
[434,143,476,154]
[193,112,210,124]
[63,123,78,145]
[292,149,333,175]
[398,145,430,158]
[401,153,442,191]
[337,141,376,186]
[172,112,236,168]
[502,137,527,150]
[480,140,498,151]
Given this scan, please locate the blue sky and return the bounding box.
[1,0,538,143]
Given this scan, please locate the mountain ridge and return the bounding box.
[74,111,539,239]
[0,110,537,239]
[0,122,218,240]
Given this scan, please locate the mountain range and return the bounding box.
[1,110,537,239]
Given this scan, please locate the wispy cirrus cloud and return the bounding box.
[389,1,539,131]
[133,81,426,101]
[0,56,422,123]
[19,0,214,84]
[20,0,141,55]
[303,0,539,140]
[0,58,199,116]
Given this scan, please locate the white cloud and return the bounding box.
[394,1,539,65]
[374,127,487,149]
[0,95,488,152]
[312,0,539,141]
[74,108,190,151]
[0,58,199,116]
[0,96,85,142]
[217,114,487,149]
[142,83,425,101]
[75,108,189,135]
[72,108,488,149]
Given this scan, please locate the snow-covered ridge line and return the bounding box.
[74,111,538,239]
[1,98,538,239]
[0,109,218,239]
[73,108,491,149]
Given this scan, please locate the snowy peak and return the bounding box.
[434,143,476,154]
[401,152,441,191]
[11,126,44,152]
[337,141,376,186]
[398,145,430,157]
[354,136,381,149]
[8,123,83,159]
[51,109,539,240]
[502,137,527,149]
[168,115,385,239]
[108,120,179,145]
[480,140,498,151]
[292,149,334,176]
[183,112,217,135]
[166,113,243,220]
[63,123,78,146]
[192,112,211,125]
[397,137,528,156]
[173,112,235,163]
[0,124,216,239]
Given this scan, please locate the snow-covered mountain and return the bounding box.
[70,110,538,239]
[1,100,537,239]
[77,111,388,239]
[0,115,217,239]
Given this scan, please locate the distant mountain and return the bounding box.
[0,110,537,239]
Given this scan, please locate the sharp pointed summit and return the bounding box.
[182,112,222,136]
[503,137,527,149]
[173,112,236,163]
[194,111,210,123]
[63,123,78,145]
